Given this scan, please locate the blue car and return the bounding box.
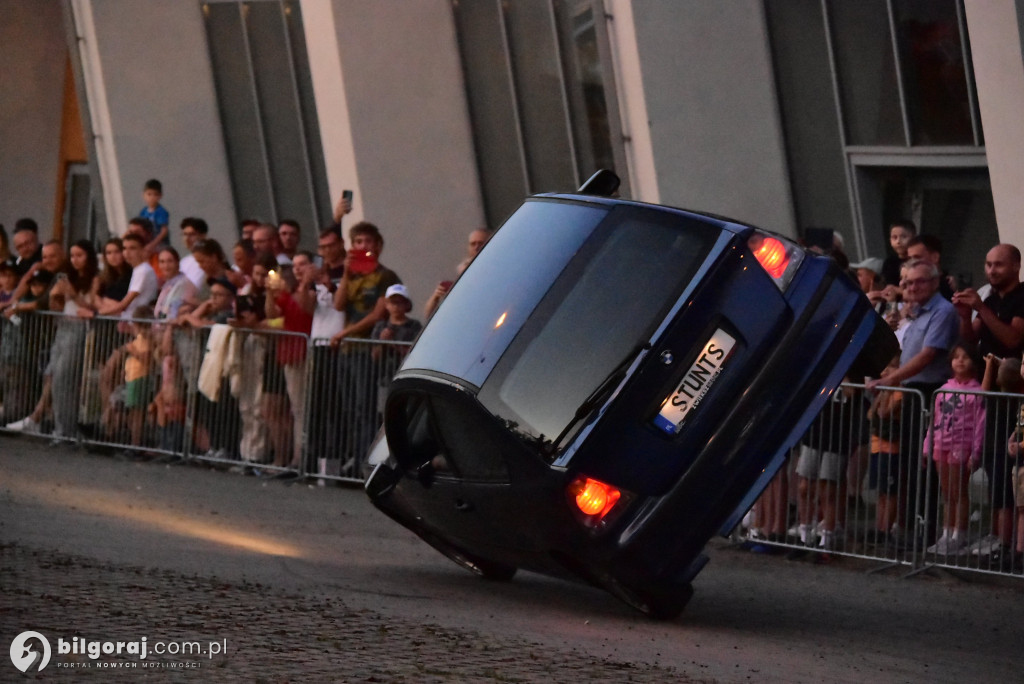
[365,171,897,618]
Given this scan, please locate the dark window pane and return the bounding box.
[765,0,854,236]
[893,0,974,145]
[555,2,616,180]
[204,2,275,221]
[503,0,577,193]
[829,0,905,145]
[247,1,316,229]
[451,0,529,228]
[284,0,333,229]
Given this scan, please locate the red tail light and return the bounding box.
[747,231,803,290]
[751,235,788,278]
[567,476,628,529]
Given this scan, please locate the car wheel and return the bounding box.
[419,529,518,581]
[607,579,693,620]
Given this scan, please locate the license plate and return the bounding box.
[653,330,737,435]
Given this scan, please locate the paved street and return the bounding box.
[2,435,1022,682]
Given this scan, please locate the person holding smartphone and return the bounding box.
[330,221,401,344]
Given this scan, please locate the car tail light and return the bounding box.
[567,475,630,530]
[747,230,803,291]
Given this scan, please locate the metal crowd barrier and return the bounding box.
[0,311,410,485]
[741,382,1024,580]
[4,311,1024,581]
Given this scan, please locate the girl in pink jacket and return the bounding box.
[923,344,986,555]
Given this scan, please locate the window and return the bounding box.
[452,0,628,227]
[202,1,331,231]
[827,0,981,147]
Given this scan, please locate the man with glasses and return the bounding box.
[868,260,959,397]
[867,259,959,549]
[10,219,41,279]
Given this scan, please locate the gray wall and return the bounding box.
[0,0,67,236]
[631,0,796,236]
[89,0,236,248]
[332,0,485,311]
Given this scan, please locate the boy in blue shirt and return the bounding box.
[139,178,170,254]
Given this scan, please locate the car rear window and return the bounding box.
[402,199,608,387]
[477,206,718,448]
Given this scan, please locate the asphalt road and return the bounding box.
[1,435,1021,683]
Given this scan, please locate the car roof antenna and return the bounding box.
[578,169,620,197]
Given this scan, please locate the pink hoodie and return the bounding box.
[923,377,986,465]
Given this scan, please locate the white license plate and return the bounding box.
[653,330,737,435]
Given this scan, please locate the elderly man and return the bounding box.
[253,224,290,267]
[10,219,42,278]
[867,259,959,396]
[867,258,959,550]
[954,244,1024,359]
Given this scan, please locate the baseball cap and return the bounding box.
[385,284,410,300]
[850,257,883,275]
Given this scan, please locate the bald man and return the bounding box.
[954,243,1024,358]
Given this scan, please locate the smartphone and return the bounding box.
[342,189,354,207]
[348,247,378,275]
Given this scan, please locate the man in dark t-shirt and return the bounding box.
[955,244,1024,358]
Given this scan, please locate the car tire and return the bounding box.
[420,529,518,581]
[607,579,693,620]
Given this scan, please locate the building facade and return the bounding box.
[3,0,1024,308]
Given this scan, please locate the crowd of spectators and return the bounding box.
[746,221,1024,572]
[6,188,1023,569]
[0,180,490,482]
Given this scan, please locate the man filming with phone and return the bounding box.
[330,221,401,345]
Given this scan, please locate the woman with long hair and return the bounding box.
[6,240,100,439]
[91,237,133,311]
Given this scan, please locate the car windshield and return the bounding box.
[403,198,719,452]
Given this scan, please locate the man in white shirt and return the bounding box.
[98,233,158,317]
[178,217,208,288]
[294,248,347,482]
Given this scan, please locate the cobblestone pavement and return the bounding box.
[5,437,1024,684]
[2,542,686,683]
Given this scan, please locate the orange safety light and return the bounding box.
[751,235,789,279]
[571,477,621,519]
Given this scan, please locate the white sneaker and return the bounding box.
[5,416,39,433]
[788,523,812,545]
[927,532,950,555]
[948,534,968,555]
[969,534,1004,557]
[818,530,836,550]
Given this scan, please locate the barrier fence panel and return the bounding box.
[741,383,1024,579]
[1,311,56,437]
[1,312,410,486]
[306,336,413,485]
